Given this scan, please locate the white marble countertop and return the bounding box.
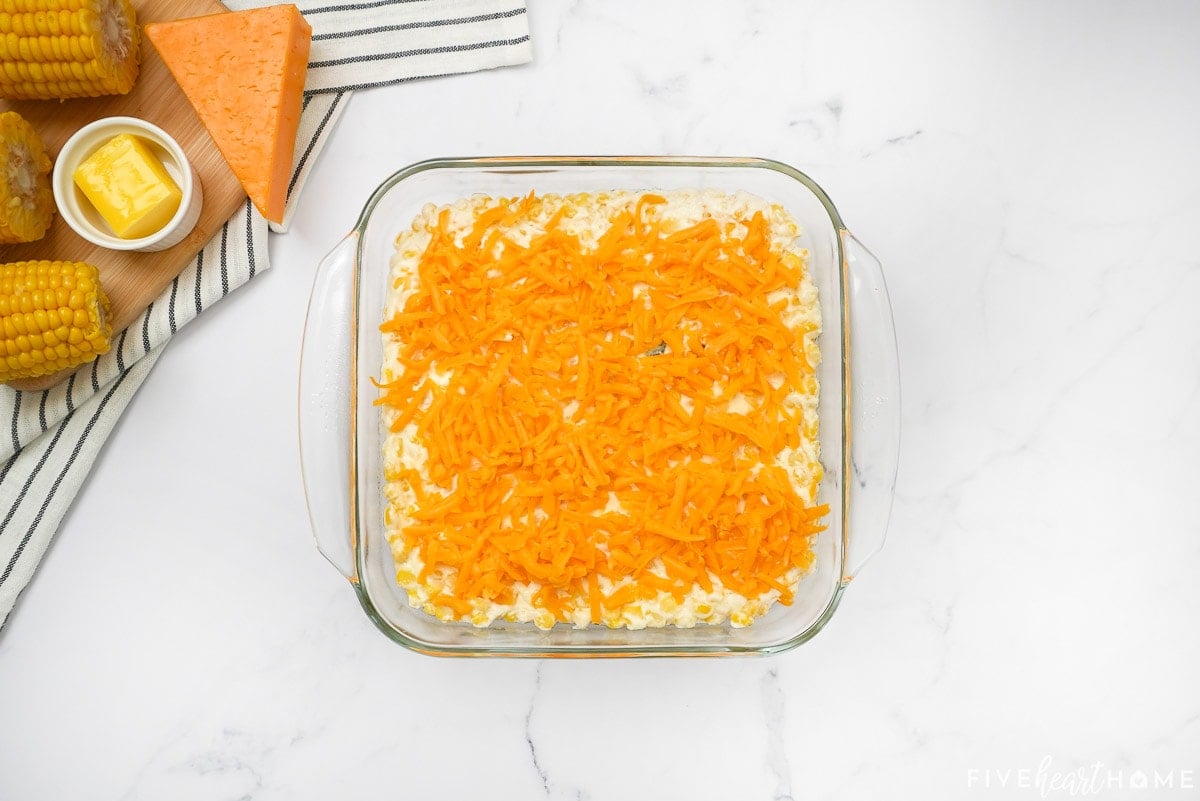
[3,1,1199,798]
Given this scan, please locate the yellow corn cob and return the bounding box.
[0,260,112,383]
[0,0,140,100]
[0,111,54,244]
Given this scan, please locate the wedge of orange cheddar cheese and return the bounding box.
[145,4,312,225]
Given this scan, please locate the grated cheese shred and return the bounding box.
[378,190,827,630]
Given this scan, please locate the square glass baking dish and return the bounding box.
[299,156,899,657]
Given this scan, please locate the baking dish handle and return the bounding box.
[842,231,900,581]
[298,232,358,582]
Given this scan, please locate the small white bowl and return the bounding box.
[52,116,203,253]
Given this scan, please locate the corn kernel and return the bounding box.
[0,260,110,382]
[0,0,139,100]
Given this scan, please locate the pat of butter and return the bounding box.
[73,133,182,240]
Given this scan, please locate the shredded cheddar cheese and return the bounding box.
[378,189,827,630]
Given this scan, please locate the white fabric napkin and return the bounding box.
[0,0,532,627]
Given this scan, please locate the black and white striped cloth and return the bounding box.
[240,0,534,232]
[0,0,532,626]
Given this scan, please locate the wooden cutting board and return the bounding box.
[0,0,244,392]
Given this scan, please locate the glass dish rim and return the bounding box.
[346,155,852,657]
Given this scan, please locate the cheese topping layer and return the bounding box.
[379,190,826,630]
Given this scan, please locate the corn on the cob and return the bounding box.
[0,111,54,244]
[0,260,111,383]
[0,0,140,100]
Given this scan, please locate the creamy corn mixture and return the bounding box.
[379,189,825,630]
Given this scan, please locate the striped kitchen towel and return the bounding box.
[236,0,535,231]
[0,0,532,627]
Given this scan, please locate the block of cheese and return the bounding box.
[144,4,311,224]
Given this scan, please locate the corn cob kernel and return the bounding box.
[0,0,138,100]
[0,111,53,244]
[0,260,111,383]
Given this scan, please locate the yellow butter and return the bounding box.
[73,134,182,240]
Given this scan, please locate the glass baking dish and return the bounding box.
[299,156,899,657]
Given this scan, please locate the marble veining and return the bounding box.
[761,667,795,801]
[526,663,551,797]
